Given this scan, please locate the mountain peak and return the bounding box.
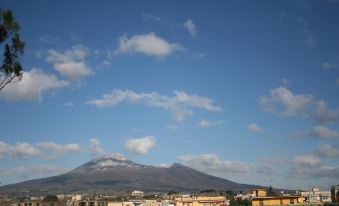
[70,153,149,173]
[93,153,127,162]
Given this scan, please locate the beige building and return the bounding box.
[15,201,41,206]
[174,195,226,206]
[77,200,107,206]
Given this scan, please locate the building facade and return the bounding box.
[300,187,331,203]
[252,196,304,206]
[332,185,339,203]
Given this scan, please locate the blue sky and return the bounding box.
[1,0,339,191]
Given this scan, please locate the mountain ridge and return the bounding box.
[0,153,262,196]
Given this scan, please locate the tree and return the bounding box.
[200,189,216,194]
[266,185,278,196]
[168,189,179,195]
[0,9,25,91]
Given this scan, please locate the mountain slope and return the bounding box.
[0,153,261,195]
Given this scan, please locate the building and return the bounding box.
[143,200,160,206]
[251,189,267,197]
[175,195,226,206]
[300,187,331,203]
[15,196,65,206]
[332,185,339,203]
[252,196,304,206]
[131,191,144,198]
[14,200,41,206]
[108,200,146,206]
[77,200,107,206]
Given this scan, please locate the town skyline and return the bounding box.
[1,0,339,190]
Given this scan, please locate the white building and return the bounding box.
[131,191,144,197]
[300,187,331,203]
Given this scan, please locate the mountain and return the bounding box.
[0,153,261,195]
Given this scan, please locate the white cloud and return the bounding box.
[292,154,321,167]
[64,102,74,107]
[166,124,180,131]
[247,123,263,133]
[298,16,316,47]
[280,78,290,86]
[315,101,339,124]
[113,33,184,58]
[0,139,103,160]
[0,69,69,101]
[87,89,222,122]
[198,119,224,128]
[311,125,339,138]
[96,60,111,70]
[184,19,197,37]
[0,141,41,159]
[124,136,156,155]
[291,126,339,139]
[322,62,337,69]
[0,165,70,179]
[259,87,314,116]
[36,141,83,159]
[0,141,12,159]
[15,143,41,158]
[141,14,162,23]
[39,35,59,44]
[179,154,251,177]
[89,138,104,155]
[47,45,92,80]
[288,165,339,179]
[316,144,339,157]
[260,87,339,124]
[260,155,339,181]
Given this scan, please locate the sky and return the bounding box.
[0,0,339,191]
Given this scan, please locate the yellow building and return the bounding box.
[252,196,304,206]
[175,196,226,206]
[252,189,267,197]
[15,201,41,206]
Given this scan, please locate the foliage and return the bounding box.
[266,185,278,196]
[0,9,25,91]
[42,195,59,202]
[200,189,216,193]
[225,190,251,206]
[167,189,179,195]
[229,197,251,206]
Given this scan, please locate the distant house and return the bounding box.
[175,195,226,206]
[131,191,144,197]
[299,187,331,203]
[251,189,267,198]
[14,200,41,206]
[77,200,107,206]
[252,196,304,206]
[15,195,65,206]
